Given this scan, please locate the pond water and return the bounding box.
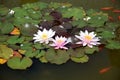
[0,0,120,80]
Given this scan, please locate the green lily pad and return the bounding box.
[1,23,14,34]
[70,48,85,58]
[71,19,87,28]
[7,36,25,44]
[7,57,32,69]
[71,55,89,63]
[45,49,69,65]
[88,13,108,27]
[106,40,120,49]
[24,50,36,58]
[13,7,28,17]
[0,45,13,59]
[99,30,115,39]
[0,7,9,16]
[35,50,45,58]
[62,7,85,19]
[39,56,48,63]
[85,46,99,54]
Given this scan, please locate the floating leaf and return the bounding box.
[0,7,9,16]
[7,36,24,44]
[45,49,69,64]
[0,45,13,59]
[70,48,85,58]
[1,23,14,34]
[71,55,89,63]
[35,50,45,58]
[71,20,87,28]
[13,7,28,17]
[85,46,99,54]
[39,56,48,63]
[7,57,32,69]
[24,50,36,58]
[0,58,7,64]
[10,27,20,35]
[62,7,85,19]
[106,40,120,49]
[99,30,115,39]
[88,13,108,27]
[33,43,43,49]
[20,43,33,50]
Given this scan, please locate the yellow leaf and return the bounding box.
[18,49,26,54]
[10,27,20,35]
[0,58,7,64]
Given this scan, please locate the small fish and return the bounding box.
[99,66,112,74]
[101,7,113,11]
[10,27,20,35]
[112,9,120,13]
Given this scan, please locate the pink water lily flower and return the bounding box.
[50,36,69,49]
[33,28,55,44]
[75,30,100,48]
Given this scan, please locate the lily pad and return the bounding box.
[106,40,120,49]
[0,45,13,59]
[99,30,115,39]
[7,57,32,69]
[7,36,24,44]
[45,49,69,65]
[85,46,99,54]
[1,23,14,34]
[71,55,89,63]
[62,7,85,19]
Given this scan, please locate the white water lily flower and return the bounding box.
[9,9,15,15]
[83,17,91,21]
[33,28,55,44]
[50,36,69,49]
[75,30,100,48]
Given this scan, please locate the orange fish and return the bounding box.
[112,9,120,13]
[99,66,112,74]
[101,7,113,11]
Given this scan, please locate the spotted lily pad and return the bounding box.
[7,57,32,69]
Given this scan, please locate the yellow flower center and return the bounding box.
[42,33,48,40]
[85,35,92,40]
[57,39,63,43]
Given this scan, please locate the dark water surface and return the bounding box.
[0,0,120,80]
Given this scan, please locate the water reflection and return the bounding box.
[0,0,120,80]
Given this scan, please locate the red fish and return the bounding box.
[112,9,120,13]
[99,66,112,74]
[101,7,113,11]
